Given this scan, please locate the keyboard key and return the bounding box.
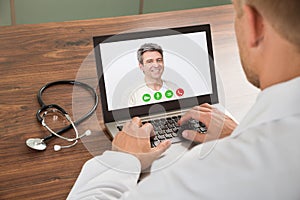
[155,140,161,146]
[157,131,164,135]
[165,133,173,139]
[157,135,166,140]
[200,127,207,133]
[117,126,123,131]
[165,129,173,134]
[152,136,159,141]
[199,122,206,127]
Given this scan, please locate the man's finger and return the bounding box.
[178,109,200,125]
[181,130,206,143]
[140,123,154,138]
[179,109,211,127]
[192,105,212,112]
[151,140,171,158]
[132,117,142,127]
[200,103,213,109]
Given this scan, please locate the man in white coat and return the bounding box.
[68,0,300,199]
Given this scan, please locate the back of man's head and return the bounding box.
[238,0,300,50]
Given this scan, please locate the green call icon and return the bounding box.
[142,93,151,102]
[165,90,173,98]
[154,92,162,100]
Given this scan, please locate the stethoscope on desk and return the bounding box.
[26,80,98,151]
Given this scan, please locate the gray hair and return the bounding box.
[137,43,163,64]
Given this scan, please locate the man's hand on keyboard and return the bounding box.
[178,103,237,143]
[112,117,171,171]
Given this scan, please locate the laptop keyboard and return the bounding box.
[116,115,207,147]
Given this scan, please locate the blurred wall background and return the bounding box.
[0,0,231,26]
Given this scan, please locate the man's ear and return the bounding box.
[243,4,265,47]
[139,63,144,71]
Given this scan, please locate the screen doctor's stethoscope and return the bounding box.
[26,80,98,151]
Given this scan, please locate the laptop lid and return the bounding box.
[93,24,218,123]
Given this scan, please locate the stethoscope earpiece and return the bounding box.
[54,145,62,151]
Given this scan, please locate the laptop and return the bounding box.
[93,24,231,172]
[93,24,227,168]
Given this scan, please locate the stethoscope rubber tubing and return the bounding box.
[36,80,98,141]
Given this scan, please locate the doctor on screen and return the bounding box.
[129,43,180,106]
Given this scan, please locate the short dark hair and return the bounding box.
[137,43,163,64]
[237,0,300,49]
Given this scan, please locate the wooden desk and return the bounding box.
[0,5,259,199]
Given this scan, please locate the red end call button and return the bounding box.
[176,88,184,96]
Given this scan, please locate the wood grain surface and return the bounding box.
[0,5,259,200]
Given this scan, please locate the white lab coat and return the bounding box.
[68,77,300,200]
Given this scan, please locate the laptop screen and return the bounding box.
[94,25,218,122]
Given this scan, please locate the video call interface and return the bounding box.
[99,30,213,111]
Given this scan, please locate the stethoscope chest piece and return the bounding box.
[26,138,47,151]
